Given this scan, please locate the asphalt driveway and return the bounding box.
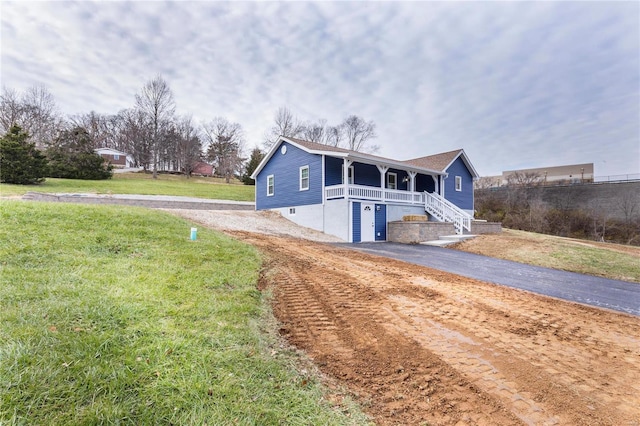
[343,242,640,316]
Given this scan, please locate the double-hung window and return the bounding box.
[300,166,310,191]
[267,175,274,196]
[455,176,462,192]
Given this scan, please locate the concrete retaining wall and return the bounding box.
[477,181,640,221]
[388,221,455,244]
[470,221,502,234]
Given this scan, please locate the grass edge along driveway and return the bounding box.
[0,201,368,425]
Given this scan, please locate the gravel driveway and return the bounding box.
[166,209,344,243]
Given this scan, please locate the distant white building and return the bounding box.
[481,163,594,187]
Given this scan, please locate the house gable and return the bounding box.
[443,155,474,210]
[255,140,323,210]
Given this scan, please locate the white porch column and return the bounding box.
[431,175,439,194]
[376,165,389,192]
[343,159,353,196]
[408,171,417,193]
[376,165,389,202]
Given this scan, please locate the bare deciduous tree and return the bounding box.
[115,108,153,169]
[324,125,343,148]
[301,119,327,143]
[505,171,543,187]
[340,115,378,153]
[263,106,304,149]
[135,75,176,179]
[174,116,202,177]
[69,111,111,149]
[0,88,22,132]
[202,117,245,183]
[0,85,62,147]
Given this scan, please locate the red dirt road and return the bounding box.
[235,232,640,426]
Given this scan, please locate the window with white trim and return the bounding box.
[455,176,462,192]
[113,154,120,160]
[267,175,274,196]
[342,165,354,184]
[387,172,397,190]
[300,165,309,191]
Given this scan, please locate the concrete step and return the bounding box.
[420,239,457,247]
[440,234,477,242]
[420,234,477,247]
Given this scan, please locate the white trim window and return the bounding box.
[300,165,310,191]
[455,176,462,192]
[267,174,274,196]
[387,172,397,190]
[342,165,354,184]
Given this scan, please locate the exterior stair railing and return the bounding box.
[424,191,472,235]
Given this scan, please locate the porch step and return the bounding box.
[420,234,477,247]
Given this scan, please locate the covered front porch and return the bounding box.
[322,158,474,234]
[323,157,444,206]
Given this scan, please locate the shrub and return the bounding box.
[0,125,48,184]
[45,126,113,180]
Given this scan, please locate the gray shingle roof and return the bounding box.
[401,150,464,173]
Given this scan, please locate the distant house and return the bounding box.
[251,136,480,242]
[192,161,214,177]
[94,148,134,168]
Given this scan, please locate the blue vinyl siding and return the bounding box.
[255,142,323,210]
[416,174,436,193]
[375,203,386,241]
[353,163,379,186]
[443,156,474,210]
[324,156,343,186]
[352,202,361,242]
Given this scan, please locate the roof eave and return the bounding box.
[251,136,448,179]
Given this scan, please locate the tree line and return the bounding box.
[1,76,378,184]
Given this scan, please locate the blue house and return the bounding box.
[251,136,480,242]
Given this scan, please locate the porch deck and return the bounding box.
[325,184,425,205]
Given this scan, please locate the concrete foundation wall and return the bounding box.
[324,199,350,241]
[274,203,324,233]
[388,221,455,244]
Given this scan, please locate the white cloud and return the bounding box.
[1,0,638,177]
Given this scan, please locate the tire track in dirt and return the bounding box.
[232,232,640,425]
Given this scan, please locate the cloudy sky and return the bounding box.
[2,1,638,177]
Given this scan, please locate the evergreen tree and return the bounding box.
[0,125,48,184]
[46,126,113,180]
[242,147,264,185]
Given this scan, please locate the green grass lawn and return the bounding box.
[0,201,367,425]
[0,172,255,201]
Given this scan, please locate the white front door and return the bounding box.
[361,203,375,242]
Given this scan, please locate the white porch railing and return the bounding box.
[424,191,472,234]
[325,184,425,205]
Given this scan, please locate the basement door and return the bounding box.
[361,203,375,242]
